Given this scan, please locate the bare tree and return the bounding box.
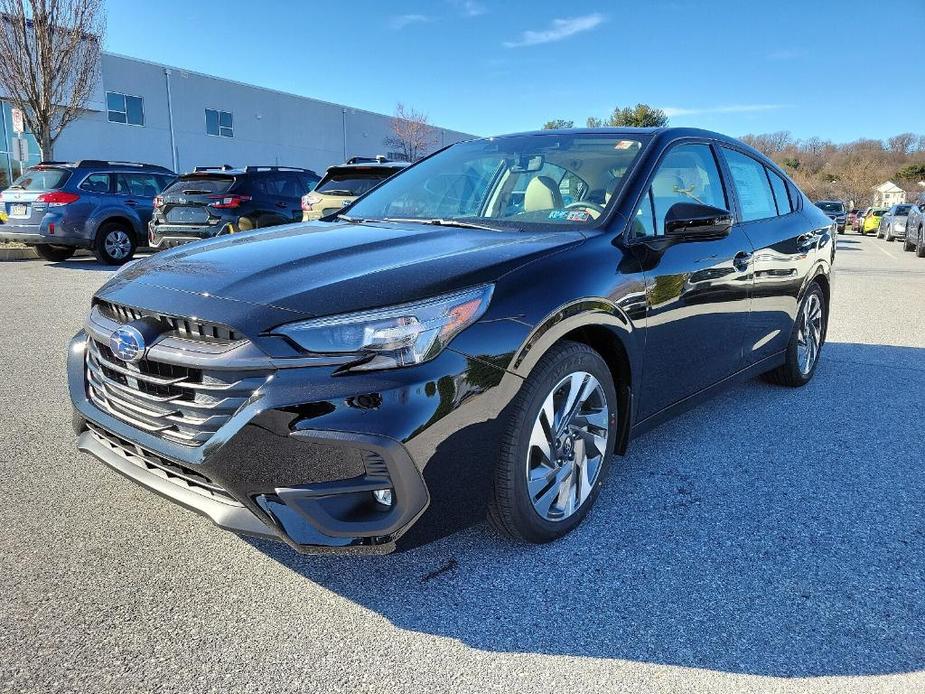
[887,132,917,156]
[0,0,104,159]
[384,103,438,162]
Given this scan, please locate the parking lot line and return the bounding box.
[870,241,897,259]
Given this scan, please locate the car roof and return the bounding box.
[326,162,409,172]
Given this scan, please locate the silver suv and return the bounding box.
[0,160,175,264]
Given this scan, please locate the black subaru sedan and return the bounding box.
[68,128,834,554]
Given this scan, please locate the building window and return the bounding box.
[206,108,233,137]
[107,91,144,126]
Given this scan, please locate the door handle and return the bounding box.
[733,251,752,272]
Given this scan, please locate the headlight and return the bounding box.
[275,285,494,370]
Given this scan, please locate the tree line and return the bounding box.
[738,131,925,206]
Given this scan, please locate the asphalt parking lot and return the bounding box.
[1,233,923,694]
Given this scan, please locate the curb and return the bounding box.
[0,248,38,261]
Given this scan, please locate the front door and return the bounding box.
[630,142,754,420]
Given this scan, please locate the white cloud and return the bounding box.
[661,104,790,117]
[454,0,487,17]
[504,13,605,48]
[389,14,431,30]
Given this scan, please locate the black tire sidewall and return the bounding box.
[94,224,136,265]
[784,283,826,385]
[34,244,76,261]
[502,344,618,542]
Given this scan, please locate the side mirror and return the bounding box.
[664,202,733,239]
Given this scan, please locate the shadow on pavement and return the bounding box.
[251,342,925,678]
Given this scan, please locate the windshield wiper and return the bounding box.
[181,189,212,195]
[321,189,355,196]
[382,217,506,232]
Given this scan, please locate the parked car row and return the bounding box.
[833,198,925,257]
[0,156,407,264]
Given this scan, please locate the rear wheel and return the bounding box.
[33,244,76,262]
[762,283,826,387]
[488,341,617,543]
[93,223,136,265]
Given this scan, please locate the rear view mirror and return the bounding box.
[664,202,733,239]
[510,154,544,173]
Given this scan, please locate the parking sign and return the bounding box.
[11,108,24,135]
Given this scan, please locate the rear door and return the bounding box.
[115,173,167,226]
[717,146,825,365]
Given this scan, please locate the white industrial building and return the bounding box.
[0,52,472,185]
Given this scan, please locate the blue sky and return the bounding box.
[104,0,924,142]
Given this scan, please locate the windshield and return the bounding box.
[893,205,911,215]
[164,175,235,195]
[816,202,844,213]
[316,169,395,196]
[348,133,650,229]
[8,167,71,191]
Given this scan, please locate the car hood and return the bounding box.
[97,220,585,332]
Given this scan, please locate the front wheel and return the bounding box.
[917,234,925,258]
[33,244,76,262]
[904,238,915,252]
[93,223,136,265]
[762,283,826,387]
[488,341,617,543]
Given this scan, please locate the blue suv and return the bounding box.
[0,160,175,264]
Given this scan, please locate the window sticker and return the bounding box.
[566,210,591,222]
[548,210,569,220]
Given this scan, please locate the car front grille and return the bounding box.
[97,300,242,343]
[85,338,269,447]
[86,422,240,505]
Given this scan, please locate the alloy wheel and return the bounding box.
[796,293,823,375]
[526,371,609,521]
[104,230,132,260]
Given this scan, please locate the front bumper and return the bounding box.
[68,329,513,553]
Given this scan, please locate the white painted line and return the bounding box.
[871,242,897,259]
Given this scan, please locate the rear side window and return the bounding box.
[316,170,393,196]
[767,169,792,214]
[164,175,235,195]
[721,148,777,222]
[9,167,71,191]
[79,173,111,193]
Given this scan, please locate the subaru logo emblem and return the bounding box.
[109,325,146,363]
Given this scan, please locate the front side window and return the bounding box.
[639,143,727,237]
[206,109,233,137]
[115,173,168,198]
[107,92,144,126]
[348,133,649,230]
[721,148,777,222]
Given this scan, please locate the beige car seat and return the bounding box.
[523,176,563,211]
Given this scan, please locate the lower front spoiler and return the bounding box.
[77,427,275,539]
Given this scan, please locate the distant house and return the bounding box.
[872,181,907,207]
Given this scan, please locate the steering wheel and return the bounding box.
[564,201,606,219]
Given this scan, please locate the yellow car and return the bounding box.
[302,158,408,221]
[862,208,887,235]
[0,209,7,224]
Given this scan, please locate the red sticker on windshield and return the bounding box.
[566,210,590,222]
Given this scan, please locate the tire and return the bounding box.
[33,244,76,262]
[917,232,925,258]
[762,283,826,388]
[904,238,915,252]
[885,232,894,242]
[93,222,136,265]
[488,341,618,543]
